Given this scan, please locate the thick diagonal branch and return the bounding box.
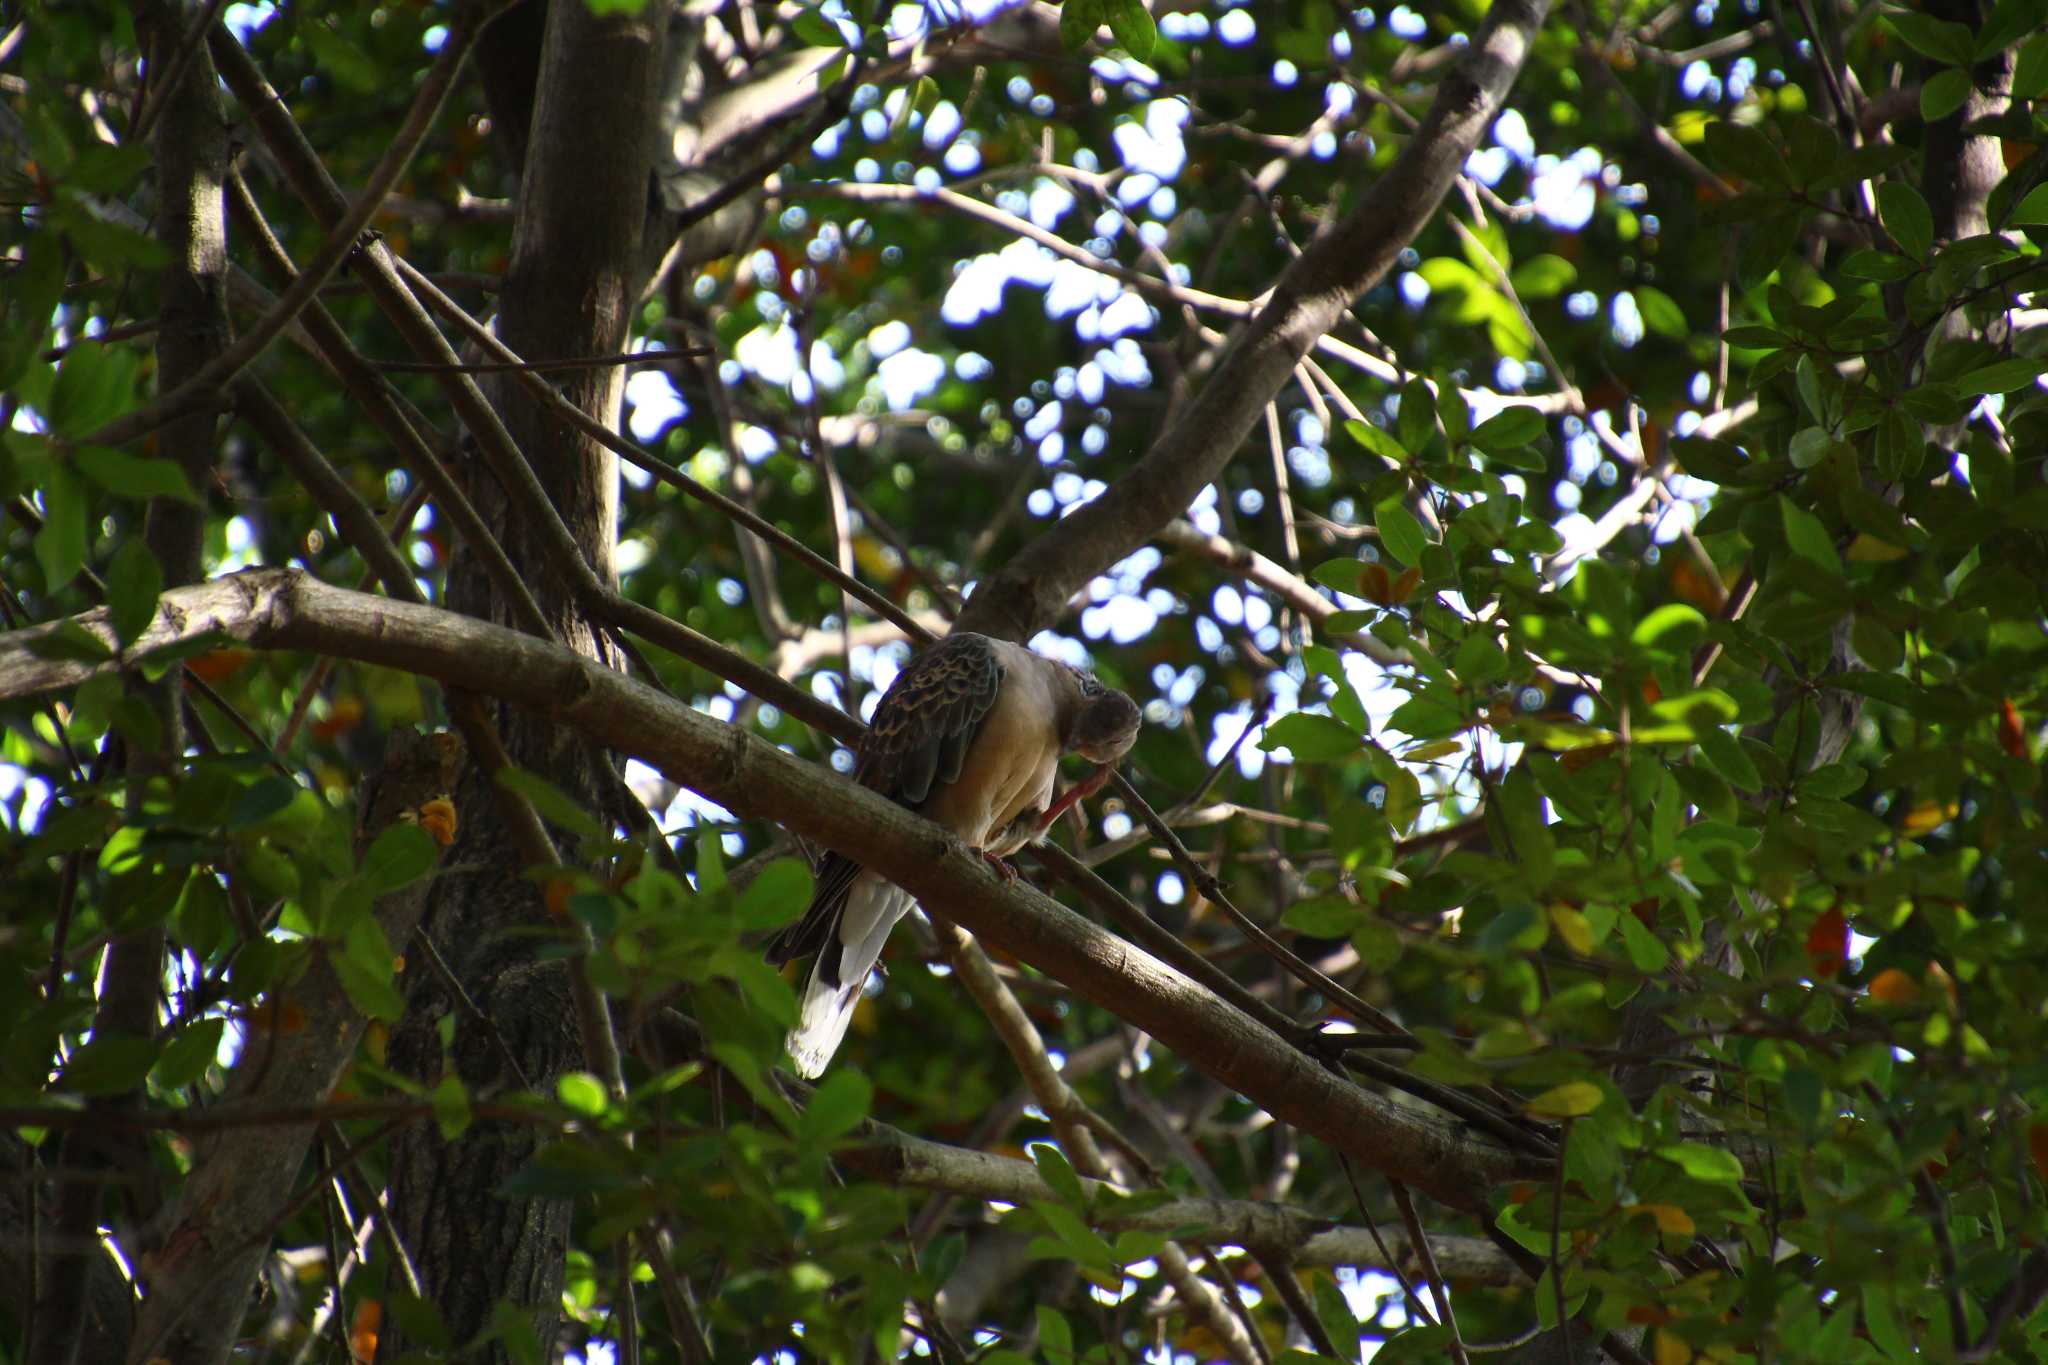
[0,571,1541,1212]
[952,0,1551,642]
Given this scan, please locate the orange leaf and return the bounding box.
[349,1299,381,1364]
[2030,1124,2048,1184]
[186,648,253,683]
[1867,968,1919,1005]
[1806,907,1848,979]
[246,998,309,1034]
[1356,561,1395,606]
[1999,699,2028,759]
[417,797,458,846]
[544,876,576,919]
[313,696,365,741]
[1926,959,1959,1012]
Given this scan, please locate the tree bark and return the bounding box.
[376,0,667,1356]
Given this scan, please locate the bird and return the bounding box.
[765,631,1142,1077]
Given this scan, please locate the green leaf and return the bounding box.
[1799,762,1867,800]
[1877,182,1933,260]
[1112,1228,1165,1263]
[1310,558,1370,596]
[1037,1306,1075,1361]
[799,1068,872,1145]
[735,857,812,930]
[47,347,136,436]
[1696,727,1761,793]
[1840,249,1918,282]
[1034,1200,1117,1271]
[1284,896,1365,938]
[1104,0,1155,59]
[1882,12,1975,65]
[152,1017,226,1090]
[1397,378,1437,452]
[1919,66,1973,121]
[1789,426,1830,470]
[35,464,87,590]
[1862,1283,1913,1360]
[1875,408,1925,481]
[1031,1142,1089,1207]
[104,538,163,648]
[1632,286,1687,339]
[72,445,201,504]
[1059,0,1102,50]
[1977,0,2045,59]
[1467,406,1545,454]
[2014,33,2048,100]
[384,1294,453,1353]
[1673,438,1751,482]
[1525,1080,1604,1118]
[1261,712,1362,762]
[790,7,845,46]
[1619,911,1669,972]
[335,913,406,1021]
[495,767,602,838]
[1954,358,2047,395]
[61,1033,160,1096]
[1508,253,1576,299]
[297,14,382,91]
[695,827,726,895]
[1780,496,1842,575]
[1631,603,1706,654]
[361,822,439,894]
[1343,418,1407,464]
[1701,120,1788,188]
[1851,614,1903,670]
[432,1071,472,1139]
[1656,1141,1744,1184]
[558,1071,609,1116]
[1374,498,1427,568]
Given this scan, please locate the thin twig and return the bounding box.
[371,347,705,374]
[1392,1180,1468,1364]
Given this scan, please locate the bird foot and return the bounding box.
[980,849,1022,882]
[1045,763,1116,824]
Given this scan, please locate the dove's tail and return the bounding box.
[786,874,912,1078]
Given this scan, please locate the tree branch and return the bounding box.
[0,571,1541,1212]
[951,0,1553,642]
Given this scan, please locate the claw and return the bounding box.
[980,849,1022,881]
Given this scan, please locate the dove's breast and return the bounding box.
[922,654,1065,849]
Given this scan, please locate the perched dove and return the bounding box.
[766,631,1141,1077]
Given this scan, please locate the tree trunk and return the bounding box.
[377,0,667,1357]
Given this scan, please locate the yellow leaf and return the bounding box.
[1901,801,1958,835]
[1405,739,1465,761]
[1525,1081,1604,1119]
[1845,533,1909,563]
[1550,904,1595,955]
[1655,1328,1697,1365]
[1627,1202,1697,1238]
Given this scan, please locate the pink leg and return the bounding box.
[980,849,1021,881]
[1045,763,1115,824]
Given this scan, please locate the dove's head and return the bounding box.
[1066,671,1142,763]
